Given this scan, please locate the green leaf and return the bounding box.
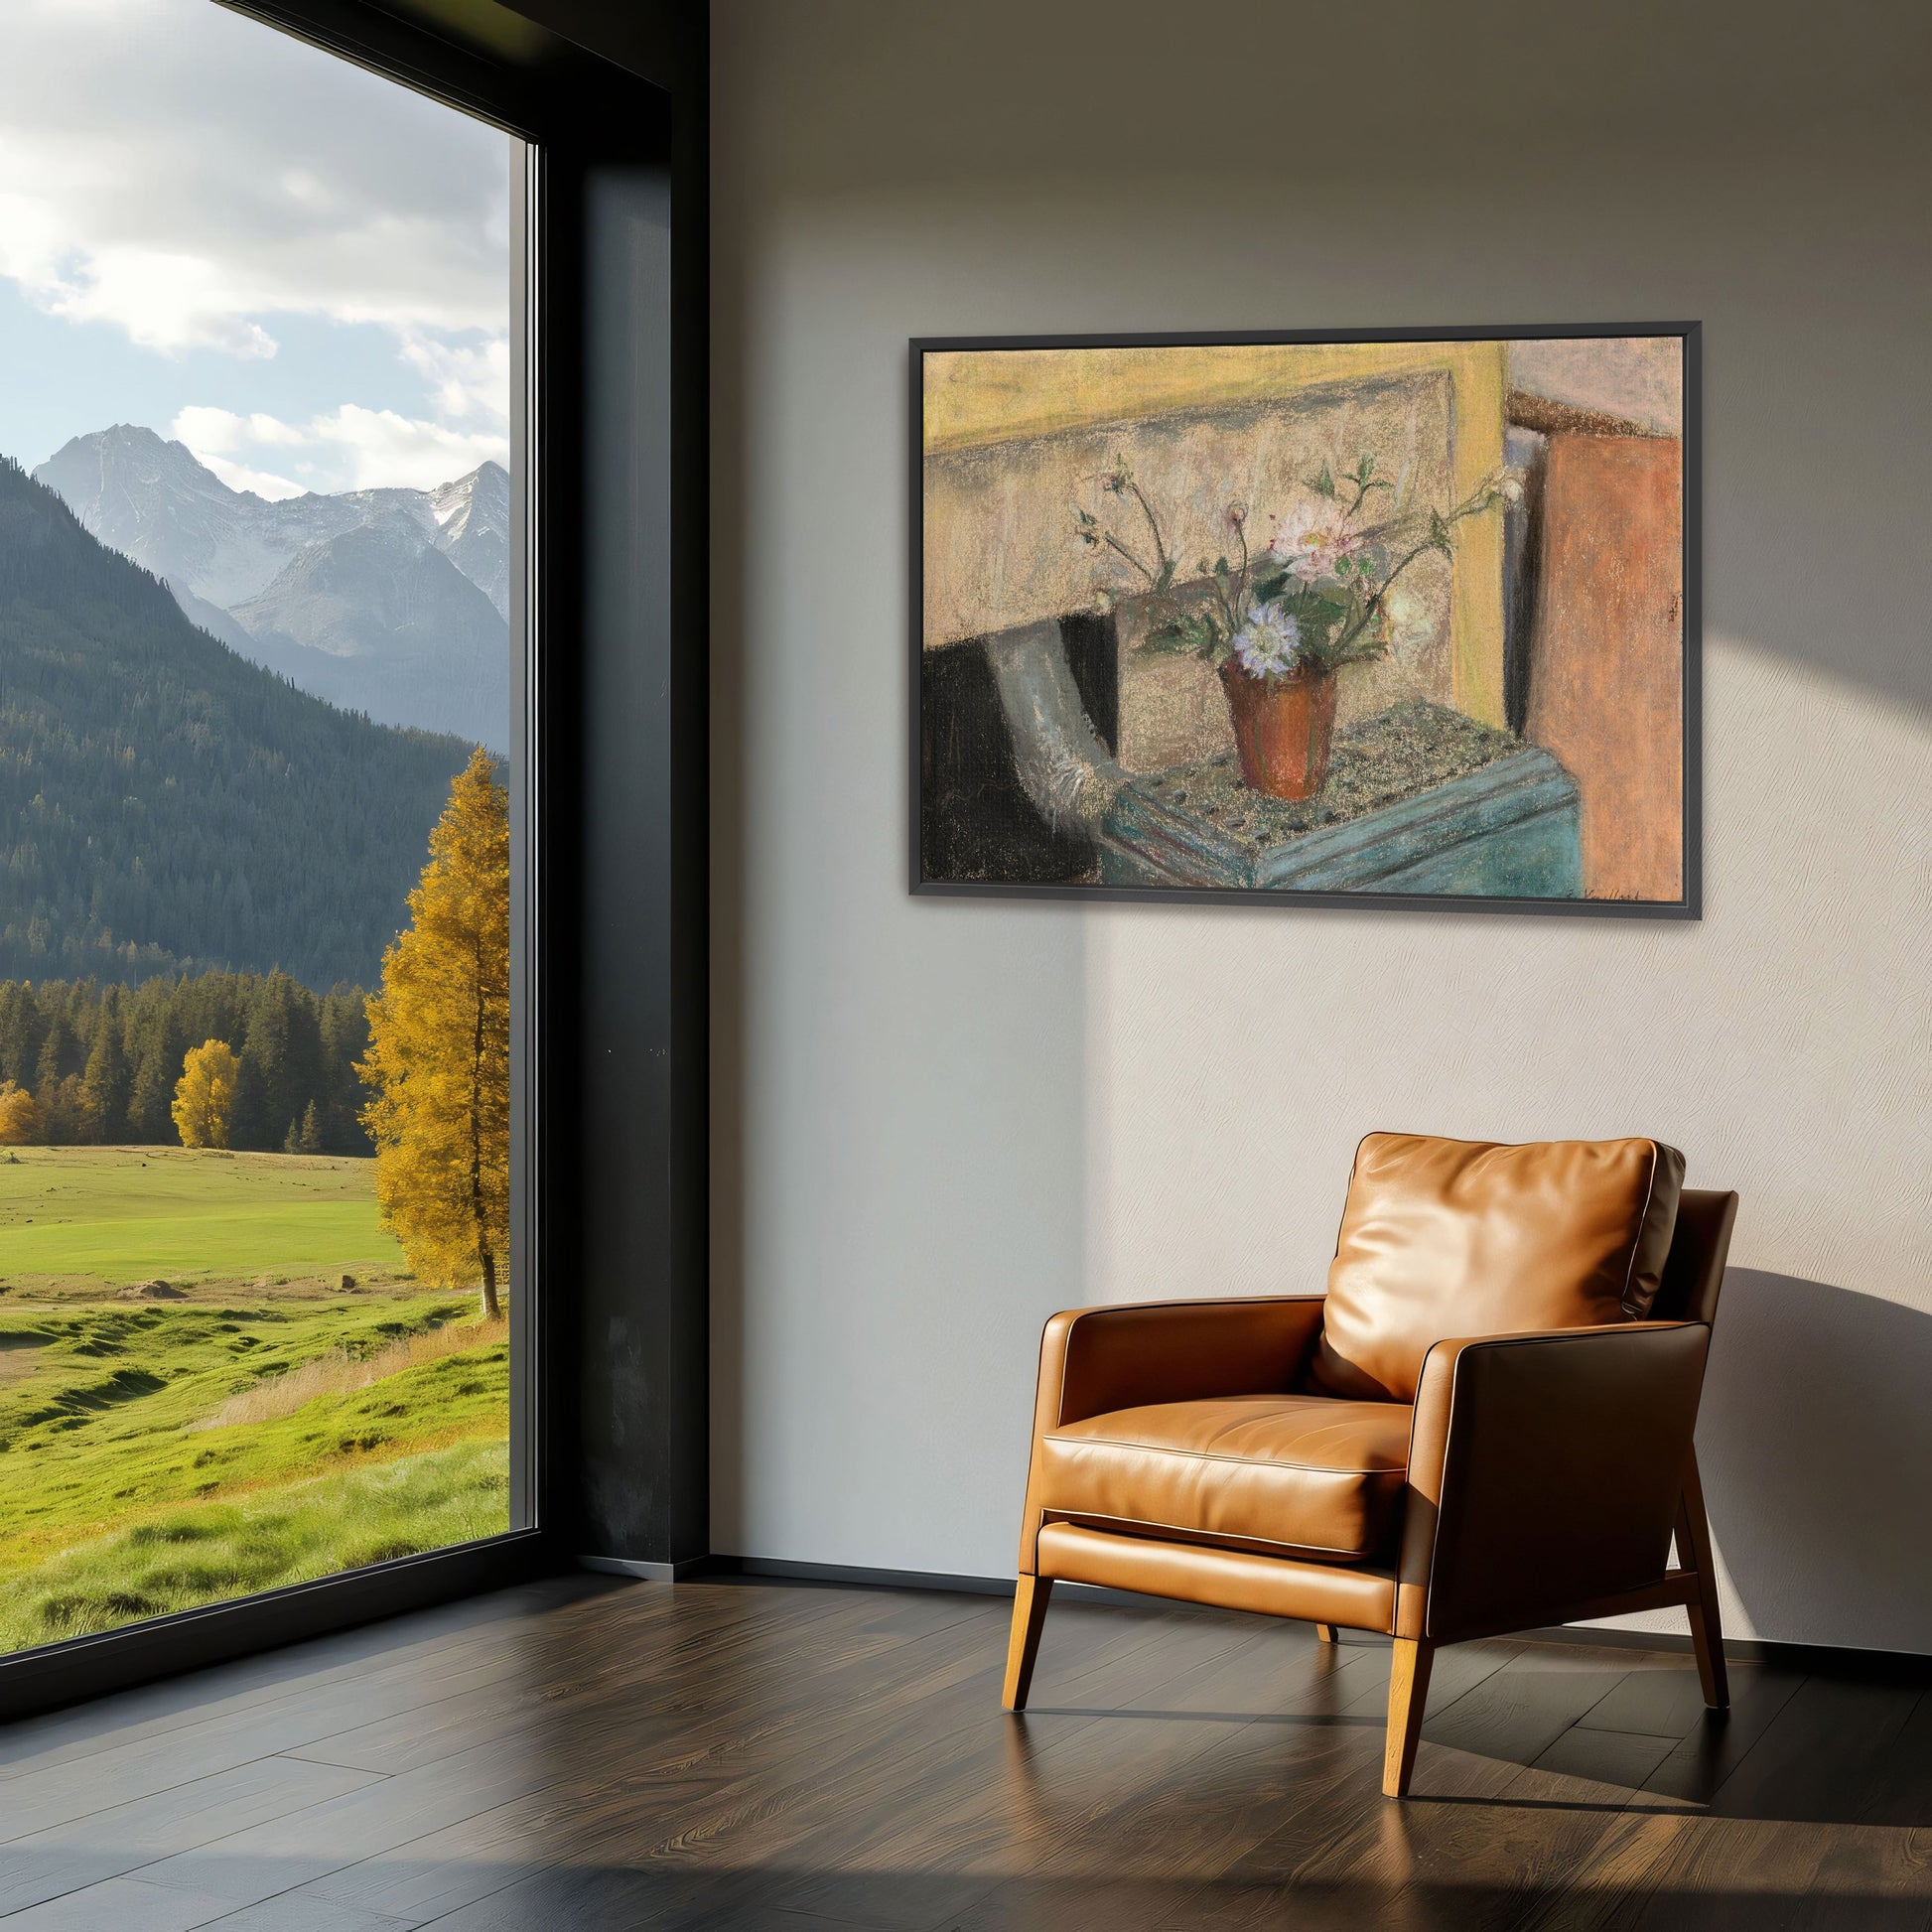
[1143,610,1220,656]
[1154,558,1176,595]
[1428,507,1453,556]
[1331,637,1391,667]
[1250,568,1290,605]
[1281,588,1346,637]
[1310,463,1335,498]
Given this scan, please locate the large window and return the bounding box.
[0,0,526,1652]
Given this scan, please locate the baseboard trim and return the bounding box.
[698,1554,1016,1596]
[578,1554,710,1583]
[688,1554,1932,1677]
[0,1528,553,1724]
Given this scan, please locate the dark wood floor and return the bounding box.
[1,1575,1928,1930]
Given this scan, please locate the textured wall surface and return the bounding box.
[711,0,1932,1649]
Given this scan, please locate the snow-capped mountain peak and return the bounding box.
[34,428,507,617]
[31,426,512,747]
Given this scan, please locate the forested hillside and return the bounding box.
[0,971,371,1154]
[0,457,477,987]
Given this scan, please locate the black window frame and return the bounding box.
[0,0,709,1721]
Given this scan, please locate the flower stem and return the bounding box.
[1127,481,1171,578]
[1101,530,1159,586]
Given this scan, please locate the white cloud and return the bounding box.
[2,0,511,490]
[310,404,509,491]
[398,333,511,425]
[173,406,309,454]
[0,0,510,354]
[172,402,507,498]
[199,455,310,500]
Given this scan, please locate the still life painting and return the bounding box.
[911,328,1697,912]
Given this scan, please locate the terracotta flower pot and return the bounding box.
[1218,660,1338,800]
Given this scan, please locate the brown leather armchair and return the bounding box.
[1003,1133,1737,1798]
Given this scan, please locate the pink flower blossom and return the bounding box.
[1269,498,1364,583]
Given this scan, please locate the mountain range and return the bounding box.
[34,426,509,750]
[0,456,476,989]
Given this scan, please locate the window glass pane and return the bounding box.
[0,0,522,1652]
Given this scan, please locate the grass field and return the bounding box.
[0,1148,509,1651]
[0,1145,407,1289]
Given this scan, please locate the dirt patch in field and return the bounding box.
[0,1334,49,1388]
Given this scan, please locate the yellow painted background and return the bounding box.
[923,340,1508,726]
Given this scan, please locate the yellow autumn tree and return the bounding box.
[0,1079,41,1146]
[358,749,510,1318]
[172,1040,239,1149]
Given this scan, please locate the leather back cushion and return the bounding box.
[1306,1134,1686,1403]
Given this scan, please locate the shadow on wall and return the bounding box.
[1700,1270,1932,1657]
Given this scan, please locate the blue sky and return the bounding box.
[0,0,512,495]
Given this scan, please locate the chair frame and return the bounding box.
[1003,1188,1737,1798]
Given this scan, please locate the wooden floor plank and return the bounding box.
[0,1756,384,1918]
[1526,1725,1680,1794]
[1572,1651,1753,1741]
[282,1576,875,1776]
[764,1617,1349,1927]
[0,1651,522,1844]
[0,1577,1926,1932]
[199,1895,424,1931]
[0,1579,610,1781]
[1251,1643,1654,1931]
[1705,1676,1919,1823]
[1635,1659,1809,1811]
[410,1601,1282,1930]
[1856,1692,1932,1831]
[0,1579,661,1834]
[290,1595,1176,1927]
[136,1587,1012,1925]
[0,1875,249,1932]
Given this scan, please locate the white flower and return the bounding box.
[1493,466,1527,505]
[1269,497,1364,582]
[1380,581,1428,657]
[1232,602,1304,677]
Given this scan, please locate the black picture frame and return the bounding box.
[908,323,1702,919]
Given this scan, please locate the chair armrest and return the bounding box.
[1396,1320,1710,1641]
[1033,1298,1327,1435]
[1016,1298,1325,1575]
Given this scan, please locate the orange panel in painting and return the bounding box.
[1526,434,1684,902]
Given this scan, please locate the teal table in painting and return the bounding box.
[1099,702,1582,897]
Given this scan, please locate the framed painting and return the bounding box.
[909,325,1700,915]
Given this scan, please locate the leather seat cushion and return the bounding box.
[1035,1394,1412,1564]
[1308,1133,1687,1404]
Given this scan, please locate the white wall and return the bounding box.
[711,0,1932,1651]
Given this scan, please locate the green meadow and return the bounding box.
[0,1145,406,1288]
[0,1148,509,1651]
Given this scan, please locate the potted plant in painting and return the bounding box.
[1074,454,1522,799]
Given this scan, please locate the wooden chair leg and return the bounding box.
[1382,1638,1434,1799]
[1003,1575,1053,1712]
[1313,1623,1338,1644]
[1677,1448,1729,1710]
